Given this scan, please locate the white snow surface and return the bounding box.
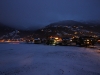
[0,43,100,75]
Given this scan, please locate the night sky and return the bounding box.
[0,0,100,29]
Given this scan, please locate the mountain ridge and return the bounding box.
[0,20,100,39]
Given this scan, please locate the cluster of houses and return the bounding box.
[25,36,98,47]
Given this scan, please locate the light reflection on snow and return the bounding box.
[9,43,20,44]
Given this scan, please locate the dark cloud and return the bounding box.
[0,0,100,29]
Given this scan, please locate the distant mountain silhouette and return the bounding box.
[0,23,35,39]
[0,20,100,39]
[33,20,100,38]
[48,20,85,26]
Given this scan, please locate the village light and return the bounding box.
[70,40,72,41]
[74,32,77,34]
[98,40,100,42]
[87,42,89,44]
[84,40,86,41]
[52,43,56,45]
[55,37,58,40]
[38,38,40,39]
[87,39,89,41]
[41,29,43,31]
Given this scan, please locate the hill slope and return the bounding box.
[33,20,100,38]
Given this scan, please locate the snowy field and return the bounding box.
[0,43,100,75]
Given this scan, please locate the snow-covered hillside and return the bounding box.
[0,44,100,75]
[34,20,100,38]
[0,30,20,39]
